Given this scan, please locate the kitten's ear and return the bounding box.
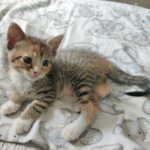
[47,34,63,56]
[7,23,26,50]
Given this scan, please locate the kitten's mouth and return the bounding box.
[29,73,40,79]
[26,72,45,81]
[32,75,39,79]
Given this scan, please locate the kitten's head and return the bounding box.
[7,23,63,81]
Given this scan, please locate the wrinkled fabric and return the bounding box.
[0,0,150,149]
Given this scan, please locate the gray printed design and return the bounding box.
[0,65,9,82]
[0,0,150,149]
[8,1,43,21]
[113,119,145,141]
[0,5,10,20]
[61,108,79,124]
[79,128,103,145]
[25,12,53,38]
[46,9,70,29]
[88,18,124,39]
[0,90,8,105]
[124,32,150,46]
[140,15,150,29]
[0,32,4,40]
[110,6,149,31]
[0,21,9,40]
[72,3,97,18]
[0,123,11,140]
[134,13,150,29]
[67,42,99,52]
[39,108,79,149]
[9,10,37,21]
[113,118,150,148]
[137,118,150,143]
[91,143,123,150]
[110,7,130,18]
[39,122,67,150]
[108,81,128,98]
[100,98,124,115]
[137,15,150,36]
[128,12,150,28]
[129,13,142,27]
[98,82,126,115]
[97,82,127,115]
[108,46,142,74]
[7,129,21,143]
[45,1,74,30]
[113,46,137,64]
[0,79,12,98]
[25,0,74,32]
[143,100,150,116]
[26,25,48,39]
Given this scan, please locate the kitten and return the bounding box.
[0,22,149,141]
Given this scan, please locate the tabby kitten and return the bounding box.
[0,23,149,141]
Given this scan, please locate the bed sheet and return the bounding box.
[0,0,150,149]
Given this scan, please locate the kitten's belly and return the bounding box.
[57,85,76,100]
[55,83,109,112]
[55,85,77,111]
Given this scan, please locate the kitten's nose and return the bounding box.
[33,71,40,76]
[33,71,38,74]
[33,66,39,74]
[32,71,40,77]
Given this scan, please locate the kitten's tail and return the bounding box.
[107,64,149,92]
[124,90,150,97]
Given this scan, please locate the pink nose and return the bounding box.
[32,71,40,77]
[33,71,38,74]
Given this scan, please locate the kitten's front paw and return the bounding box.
[0,101,21,115]
[13,118,34,135]
[62,121,86,141]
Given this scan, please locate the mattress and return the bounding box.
[0,0,150,149]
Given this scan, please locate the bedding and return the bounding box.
[0,0,150,149]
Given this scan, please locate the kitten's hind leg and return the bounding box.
[1,91,25,115]
[62,79,100,141]
[62,100,98,141]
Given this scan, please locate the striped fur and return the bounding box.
[1,23,149,140]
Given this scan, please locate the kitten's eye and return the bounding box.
[23,56,32,64]
[43,60,49,67]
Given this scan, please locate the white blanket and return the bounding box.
[0,0,150,149]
